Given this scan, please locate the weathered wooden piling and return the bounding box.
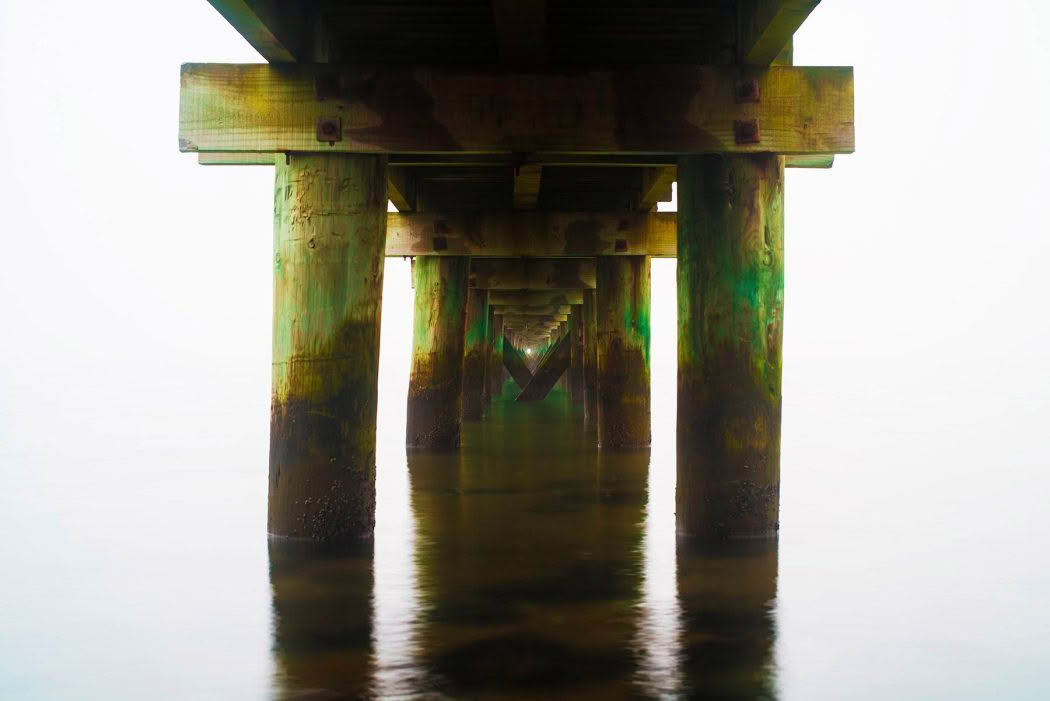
[487,309,504,400]
[582,290,599,424]
[596,256,651,449]
[676,155,784,539]
[461,288,489,419]
[407,256,469,449]
[268,153,386,539]
[568,305,585,403]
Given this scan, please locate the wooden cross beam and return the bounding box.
[389,211,675,257]
[493,305,572,316]
[489,290,583,306]
[198,152,831,169]
[739,0,822,66]
[469,258,595,290]
[179,64,853,155]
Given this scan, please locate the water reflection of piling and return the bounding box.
[406,404,649,696]
[676,539,780,699]
[268,538,374,698]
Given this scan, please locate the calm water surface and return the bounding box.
[271,391,778,699]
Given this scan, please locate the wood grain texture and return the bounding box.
[179,63,853,155]
[739,0,821,66]
[469,258,596,290]
[389,211,676,257]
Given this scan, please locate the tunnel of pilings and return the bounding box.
[179,0,854,542]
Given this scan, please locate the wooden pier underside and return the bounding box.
[189,0,851,541]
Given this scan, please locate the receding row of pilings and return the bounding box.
[268,152,783,542]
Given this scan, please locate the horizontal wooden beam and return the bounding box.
[739,0,821,66]
[180,64,853,155]
[494,305,571,316]
[489,290,583,306]
[470,258,595,290]
[205,0,306,62]
[639,166,676,210]
[388,211,675,257]
[199,152,830,169]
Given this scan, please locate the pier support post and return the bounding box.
[407,256,469,448]
[676,154,784,539]
[569,305,585,404]
[268,153,386,539]
[596,256,651,449]
[462,288,489,420]
[488,309,504,400]
[582,289,599,424]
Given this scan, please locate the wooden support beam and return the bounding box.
[386,167,417,212]
[200,151,831,170]
[493,305,571,316]
[489,290,583,306]
[205,0,307,62]
[389,211,675,257]
[179,64,854,156]
[517,332,570,402]
[492,0,546,66]
[785,154,834,168]
[739,0,821,66]
[502,317,561,327]
[470,258,595,290]
[639,166,676,211]
[502,335,534,390]
[513,164,542,210]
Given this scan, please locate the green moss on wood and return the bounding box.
[269,153,387,539]
[407,256,469,448]
[596,256,651,449]
[676,154,784,539]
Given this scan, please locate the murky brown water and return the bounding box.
[268,390,775,699]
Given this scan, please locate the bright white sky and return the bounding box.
[0,0,1047,463]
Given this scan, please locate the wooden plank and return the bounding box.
[739,0,821,66]
[489,290,583,306]
[386,166,417,212]
[503,313,567,324]
[198,151,276,165]
[470,258,596,290]
[200,151,828,169]
[388,211,676,257]
[492,0,546,66]
[205,0,306,62]
[179,64,854,155]
[493,305,571,316]
[517,332,571,402]
[513,164,542,209]
[639,166,676,210]
[785,154,834,168]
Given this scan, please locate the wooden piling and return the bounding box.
[488,309,504,400]
[462,288,489,419]
[582,289,599,424]
[407,256,469,448]
[268,153,386,540]
[569,305,585,404]
[596,256,651,449]
[676,154,784,539]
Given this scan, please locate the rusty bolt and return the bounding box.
[307,238,316,249]
[735,78,760,104]
[432,236,448,251]
[316,117,342,144]
[733,119,761,145]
